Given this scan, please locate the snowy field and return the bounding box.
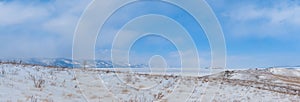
[0,64,300,102]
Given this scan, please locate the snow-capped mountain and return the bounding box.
[1,58,148,68]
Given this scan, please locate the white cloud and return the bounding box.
[267,6,300,25]
[223,1,300,39]
[0,0,91,58]
[228,3,300,25]
[0,2,49,26]
[43,14,78,38]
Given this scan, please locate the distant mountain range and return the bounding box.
[1,58,299,69]
[0,58,148,68]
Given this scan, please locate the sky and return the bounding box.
[0,0,300,68]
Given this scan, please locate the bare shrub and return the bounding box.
[128,95,149,102]
[34,79,45,88]
[0,67,5,75]
[29,74,45,88]
[124,75,132,83]
[61,79,66,87]
[35,67,41,72]
[30,95,37,102]
[154,92,164,100]
[224,70,234,78]
[71,74,77,80]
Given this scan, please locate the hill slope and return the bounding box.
[0,64,299,101]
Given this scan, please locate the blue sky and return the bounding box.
[0,0,300,68]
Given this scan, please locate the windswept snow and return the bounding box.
[0,64,299,102]
[268,67,300,77]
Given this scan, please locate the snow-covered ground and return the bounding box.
[0,64,299,102]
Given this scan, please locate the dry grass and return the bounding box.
[122,89,130,94]
[272,74,300,84]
